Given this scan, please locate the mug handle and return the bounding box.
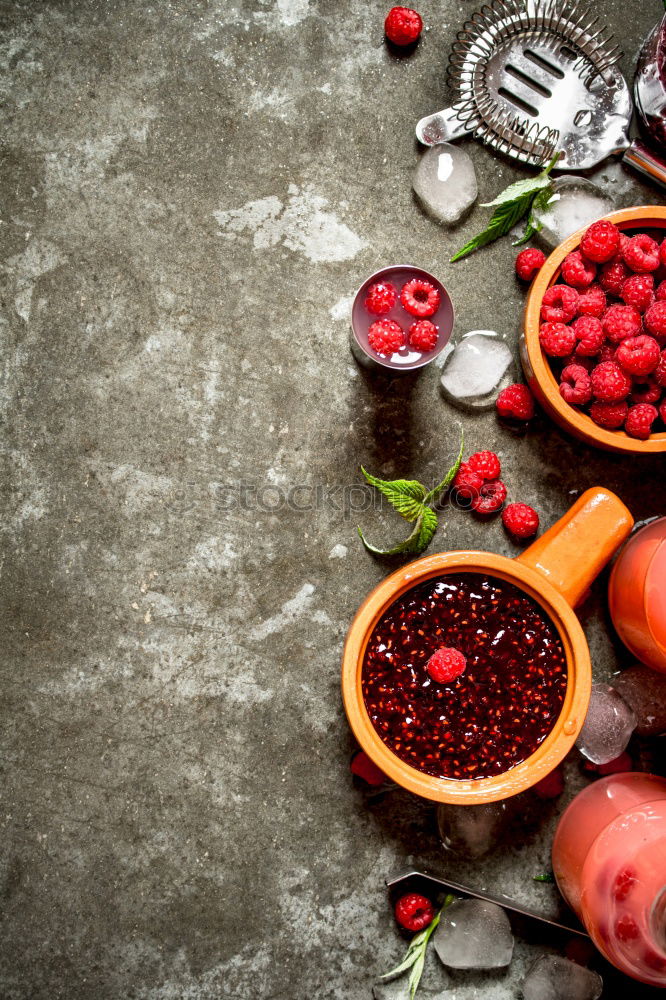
[516,488,634,608]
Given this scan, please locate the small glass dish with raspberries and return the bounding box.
[350,265,455,373]
[522,206,666,453]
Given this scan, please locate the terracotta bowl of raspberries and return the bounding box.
[522,206,666,453]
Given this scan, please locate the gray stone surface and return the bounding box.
[0,2,664,998]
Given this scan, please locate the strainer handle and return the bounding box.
[623,140,666,190]
[415,107,468,146]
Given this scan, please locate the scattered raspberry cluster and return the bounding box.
[365,277,442,357]
[451,449,539,539]
[534,220,666,440]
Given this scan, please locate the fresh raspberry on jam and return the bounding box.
[408,319,439,352]
[625,403,658,440]
[515,247,546,282]
[451,462,483,500]
[384,6,423,46]
[560,363,592,405]
[540,284,579,324]
[350,750,387,786]
[400,278,440,317]
[615,915,640,942]
[534,766,564,799]
[573,315,605,357]
[613,867,639,902]
[368,318,405,354]
[365,281,397,315]
[657,280,666,302]
[502,502,539,539]
[623,233,661,273]
[561,250,596,289]
[655,349,666,387]
[427,646,467,684]
[621,273,655,313]
[644,301,666,340]
[615,334,661,377]
[580,220,621,263]
[467,450,501,481]
[630,379,661,405]
[591,361,632,402]
[496,383,535,420]
[589,400,629,430]
[577,283,607,318]
[540,321,576,357]
[602,303,642,344]
[394,892,434,932]
[471,478,507,515]
[599,257,631,297]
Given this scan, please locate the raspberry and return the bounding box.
[630,379,661,405]
[400,278,440,317]
[364,281,397,315]
[613,867,639,903]
[573,315,605,357]
[660,398,666,424]
[368,318,405,354]
[502,502,539,539]
[408,319,438,352]
[661,238,666,269]
[599,343,617,364]
[602,303,642,344]
[615,334,661,377]
[591,361,632,402]
[580,220,620,263]
[582,751,633,776]
[623,233,660,273]
[540,321,575,357]
[615,915,640,942]
[656,280,666,302]
[467,450,501,480]
[394,893,435,932]
[655,350,666,387]
[644,301,666,340]
[625,403,658,439]
[471,478,507,514]
[599,258,631,297]
[533,767,564,800]
[350,750,387,786]
[451,462,483,500]
[561,352,594,372]
[577,283,606,318]
[515,247,546,282]
[384,6,423,46]
[620,273,655,313]
[561,250,596,289]
[496,383,535,420]
[589,400,628,429]
[540,284,579,323]
[559,363,592,405]
[427,646,467,684]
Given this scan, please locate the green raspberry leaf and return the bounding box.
[361,468,427,522]
[358,507,437,556]
[424,431,464,504]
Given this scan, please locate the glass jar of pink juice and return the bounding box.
[552,773,666,987]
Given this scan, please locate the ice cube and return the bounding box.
[439,331,514,411]
[433,899,514,969]
[575,683,637,765]
[531,176,614,250]
[521,955,603,1000]
[437,800,513,858]
[614,664,666,737]
[413,143,478,226]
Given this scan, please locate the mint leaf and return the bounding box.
[481,172,552,208]
[358,508,435,556]
[533,872,555,883]
[425,431,464,504]
[360,468,427,522]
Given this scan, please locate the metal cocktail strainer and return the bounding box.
[416,0,666,185]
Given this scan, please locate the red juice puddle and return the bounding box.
[362,572,567,780]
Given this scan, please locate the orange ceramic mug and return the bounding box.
[342,488,633,804]
[608,517,666,674]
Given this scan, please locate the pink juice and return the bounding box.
[552,773,666,987]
